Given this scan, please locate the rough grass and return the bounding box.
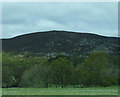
[2,86,118,95]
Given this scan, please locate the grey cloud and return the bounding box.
[2,2,118,38]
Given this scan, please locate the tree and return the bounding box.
[70,53,84,67]
[77,52,114,87]
[19,63,52,88]
[50,57,75,88]
[2,51,49,87]
[2,66,16,88]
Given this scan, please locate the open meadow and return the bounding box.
[2,86,118,95]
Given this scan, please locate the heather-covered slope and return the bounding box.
[2,30,119,56]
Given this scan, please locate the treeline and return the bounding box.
[2,51,119,88]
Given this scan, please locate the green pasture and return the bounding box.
[2,86,118,95]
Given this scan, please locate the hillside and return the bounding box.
[2,30,120,56]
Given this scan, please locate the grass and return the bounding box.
[2,86,118,95]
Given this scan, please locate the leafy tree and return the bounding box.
[2,66,16,87]
[70,53,84,67]
[2,51,48,87]
[50,57,75,88]
[77,52,116,87]
[19,63,52,88]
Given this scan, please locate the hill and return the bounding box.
[2,30,120,56]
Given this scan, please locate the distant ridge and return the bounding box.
[2,30,120,56]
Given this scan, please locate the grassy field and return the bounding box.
[2,86,118,95]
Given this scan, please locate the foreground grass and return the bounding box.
[2,86,118,95]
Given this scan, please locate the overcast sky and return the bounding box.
[2,2,118,38]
